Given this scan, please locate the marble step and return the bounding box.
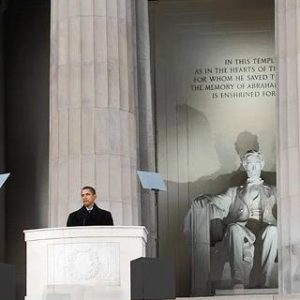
[167,291,300,300]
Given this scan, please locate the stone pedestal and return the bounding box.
[24,226,147,300]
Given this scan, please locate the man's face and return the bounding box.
[243,155,263,180]
[81,188,96,208]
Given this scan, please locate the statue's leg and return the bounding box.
[260,225,277,287]
[225,223,246,286]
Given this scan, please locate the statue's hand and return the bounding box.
[237,204,250,221]
[193,195,210,209]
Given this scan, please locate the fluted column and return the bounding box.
[49,0,140,226]
[276,0,300,294]
[136,0,157,256]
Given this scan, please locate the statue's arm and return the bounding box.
[209,188,234,212]
[263,185,277,224]
[184,189,235,236]
[192,189,233,209]
[192,194,212,208]
[191,189,234,221]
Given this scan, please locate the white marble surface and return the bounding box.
[276,0,300,295]
[24,226,147,300]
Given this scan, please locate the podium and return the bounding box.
[24,226,147,300]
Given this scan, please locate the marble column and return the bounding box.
[135,0,157,256]
[49,0,142,226]
[276,0,300,294]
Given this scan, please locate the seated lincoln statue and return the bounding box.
[184,150,277,291]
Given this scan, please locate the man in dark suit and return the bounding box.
[67,186,113,226]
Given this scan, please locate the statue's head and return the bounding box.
[241,150,264,180]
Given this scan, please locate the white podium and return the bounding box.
[24,226,147,300]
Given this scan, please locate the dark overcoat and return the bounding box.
[67,204,113,226]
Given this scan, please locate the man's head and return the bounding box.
[81,186,97,209]
[242,150,264,180]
